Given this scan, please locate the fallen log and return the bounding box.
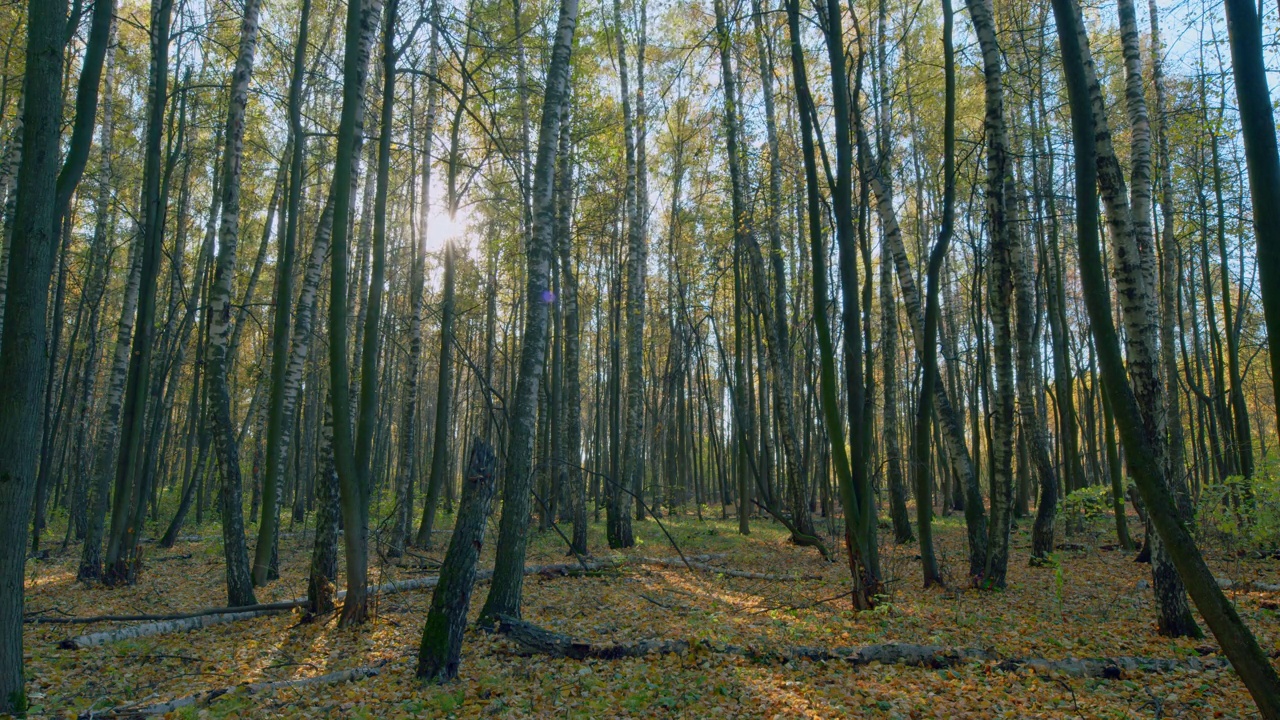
[1216,577,1280,592]
[496,616,1232,678]
[59,559,629,649]
[81,663,383,718]
[34,600,303,626]
[60,608,298,649]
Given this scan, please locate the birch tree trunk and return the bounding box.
[478,0,580,623]
[1052,1,1280,710]
[1148,0,1190,518]
[555,96,587,556]
[963,0,1016,589]
[78,29,133,581]
[1071,0,1198,636]
[206,0,265,608]
[608,0,639,548]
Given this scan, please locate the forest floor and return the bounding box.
[19,509,1280,719]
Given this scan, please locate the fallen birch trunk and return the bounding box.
[496,616,1232,678]
[81,664,383,718]
[60,609,298,649]
[1215,577,1280,592]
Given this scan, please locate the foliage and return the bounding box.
[1061,485,1113,537]
[1198,474,1280,555]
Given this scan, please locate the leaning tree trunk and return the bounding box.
[0,0,67,710]
[477,0,580,625]
[1052,0,1280,712]
[417,439,497,682]
[1073,0,1198,637]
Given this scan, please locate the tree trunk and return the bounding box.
[1224,0,1280,455]
[417,439,497,682]
[104,0,174,586]
[787,0,878,606]
[477,0,579,624]
[205,0,265,608]
[1070,0,1198,637]
[326,0,384,628]
[610,0,641,548]
[418,240,455,547]
[253,0,312,585]
[1052,1,1280,713]
[555,96,587,557]
[854,102,987,582]
[1148,0,1190,518]
[963,0,1016,590]
[0,0,67,710]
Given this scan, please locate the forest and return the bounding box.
[2,0,1280,715]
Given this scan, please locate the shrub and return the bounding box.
[1061,485,1113,537]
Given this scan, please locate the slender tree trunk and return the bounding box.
[906,0,956,589]
[854,97,987,582]
[1070,0,1198,637]
[389,13,437,559]
[204,0,265,608]
[610,0,642,548]
[253,0,312,585]
[418,240,455,546]
[0,0,67,709]
[555,97,587,556]
[104,0,174,586]
[1148,0,1190,517]
[326,0,384,628]
[787,0,878,606]
[1222,0,1280,452]
[963,0,1016,589]
[417,21,466,546]
[477,0,579,624]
